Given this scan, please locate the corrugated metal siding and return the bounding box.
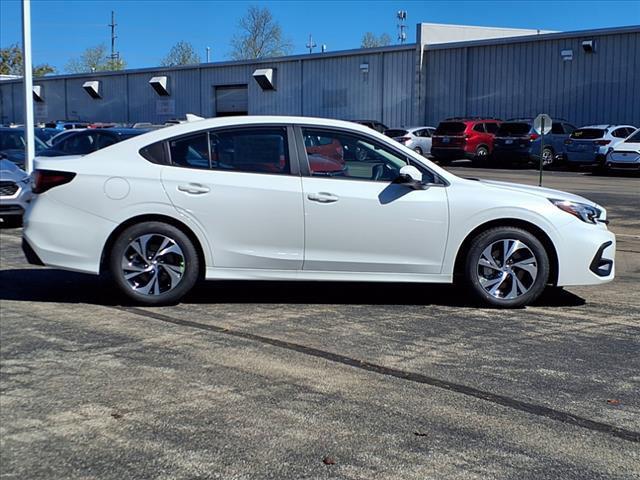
[425,31,640,126]
[65,75,127,122]
[249,61,302,116]
[382,49,414,127]
[0,82,15,124]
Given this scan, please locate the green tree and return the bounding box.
[0,44,56,76]
[161,41,201,66]
[361,32,392,48]
[65,44,126,73]
[230,6,292,60]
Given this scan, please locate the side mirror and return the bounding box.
[393,165,426,190]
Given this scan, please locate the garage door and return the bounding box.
[215,85,248,116]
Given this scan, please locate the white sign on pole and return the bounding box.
[533,114,553,135]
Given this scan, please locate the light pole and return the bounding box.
[206,46,211,63]
[21,0,35,174]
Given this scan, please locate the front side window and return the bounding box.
[551,123,564,134]
[301,128,435,183]
[485,123,499,134]
[473,123,485,133]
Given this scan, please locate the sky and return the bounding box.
[1,0,639,73]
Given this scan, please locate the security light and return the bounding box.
[360,63,369,73]
[32,85,44,102]
[82,81,101,99]
[582,40,595,53]
[561,49,573,61]
[253,68,276,90]
[149,76,170,96]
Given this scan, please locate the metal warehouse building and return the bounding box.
[1,23,638,128]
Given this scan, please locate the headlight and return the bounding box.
[549,198,603,224]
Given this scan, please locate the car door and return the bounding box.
[160,125,305,270]
[416,129,432,154]
[297,126,449,274]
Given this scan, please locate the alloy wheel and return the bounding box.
[121,233,185,295]
[477,239,538,300]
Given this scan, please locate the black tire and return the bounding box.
[472,145,490,167]
[464,227,550,308]
[414,147,423,156]
[109,221,200,306]
[541,147,555,170]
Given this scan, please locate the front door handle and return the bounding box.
[177,183,210,195]
[307,192,339,203]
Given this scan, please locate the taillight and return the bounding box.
[596,140,611,146]
[32,170,76,194]
[529,133,540,141]
[398,136,411,143]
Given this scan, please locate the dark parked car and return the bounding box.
[0,127,48,168]
[431,118,502,165]
[39,128,149,157]
[493,119,576,168]
[34,128,59,145]
[351,120,389,133]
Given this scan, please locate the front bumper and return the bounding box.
[555,222,615,286]
[0,182,32,217]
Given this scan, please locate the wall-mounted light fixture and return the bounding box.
[359,62,369,74]
[253,68,276,90]
[582,40,596,53]
[82,80,101,99]
[32,85,44,102]
[149,76,170,96]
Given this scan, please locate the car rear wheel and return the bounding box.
[464,227,549,308]
[109,222,199,305]
[541,147,555,169]
[472,145,490,166]
[414,147,423,156]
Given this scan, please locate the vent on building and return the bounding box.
[252,68,276,90]
[82,81,101,99]
[149,76,170,96]
[582,40,596,53]
[32,85,44,102]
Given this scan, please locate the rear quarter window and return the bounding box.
[140,141,169,165]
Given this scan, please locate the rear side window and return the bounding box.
[436,122,466,135]
[485,123,499,134]
[563,123,576,134]
[571,128,606,139]
[473,124,485,133]
[140,141,168,164]
[169,133,210,169]
[210,128,290,175]
[612,128,632,138]
[551,123,564,134]
[496,123,531,136]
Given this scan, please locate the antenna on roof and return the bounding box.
[397,10,407,44]
[306,34,317,54]
[108,11,120,65]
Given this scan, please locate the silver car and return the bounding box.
[0,158,32,226]
[384,126,436,156]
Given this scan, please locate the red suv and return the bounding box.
[431,118,502,165]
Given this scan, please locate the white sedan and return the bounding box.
[23,116,615,308]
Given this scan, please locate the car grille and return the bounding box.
[0,181,19,197]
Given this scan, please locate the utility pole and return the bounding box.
[397,10,407,44]
[108,10,120,65]
[306,34,316,54]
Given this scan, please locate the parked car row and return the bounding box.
[370,116,638,174]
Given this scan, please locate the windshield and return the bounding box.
[571,128,605,140]
[435,122,465,135]
[496,123,531,136]
[0,130,47,151]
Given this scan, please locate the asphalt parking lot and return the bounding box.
[1,165,639,479]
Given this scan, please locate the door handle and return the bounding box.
[307,192,339,203]
[177,183,210,195]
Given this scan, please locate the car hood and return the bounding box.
[0,159,29,182]
[475,178,599,207]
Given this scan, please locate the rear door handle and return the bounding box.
[307,192,339,203]
[177,183,210,195]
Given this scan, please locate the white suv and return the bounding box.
[23,116,615,308]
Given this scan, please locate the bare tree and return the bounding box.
[230,6,292,60]
[161,41,201,66]
[0,44,56,76]
[361,32,392,48]
[66,44,125,73]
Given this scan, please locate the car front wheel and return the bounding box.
[464,227,549,308]
[109,222,199,305]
